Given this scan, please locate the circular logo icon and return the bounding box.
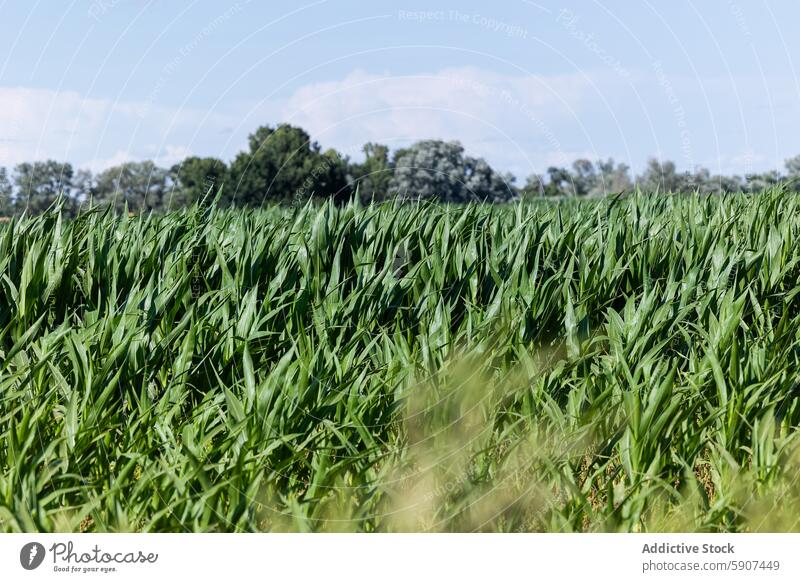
[20,542,46,570]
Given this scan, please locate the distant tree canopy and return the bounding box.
[13,160,75,215]
[2,122,800,216]
[229,124,349,205]
[525,159,632,198]
[786,155,800,179]
[349,142,392,202]
[0,167,12,216]
[91,161,171,212]
[523,156,800,199]
[170,156,228,207]
[389,140,515,202]
[636,159,683,193]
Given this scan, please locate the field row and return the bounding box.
[2,192,800,531]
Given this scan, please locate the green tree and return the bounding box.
[784,155,800,191]
[464,157,516,201]
[692,171,744,195]
[229,124,350,206]
[73,169,96,206]
[744,170,781,194]
[570,159,597,196]
[170,157,228,207]
[388,140,514,202]
[785,155,800,177]
[0,167,12,216]
[527,159,631,198]
[349,143,392,202]
[543,166,573,197]
[522,174,545,198]
[92,161,171,212]
[683,167,742,194]
[716,174,745,193]
[636,159,695,193]
[13,160,74,215]
[589,159,632,196]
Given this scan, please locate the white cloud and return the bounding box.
[84,145,193,173]
[0,87,111,167]
[154,145,193,168]
[83,150,134,173]
[0,86,228,171]
[281,67,598,175]
[0,71,607,179]
[4,67,796,179]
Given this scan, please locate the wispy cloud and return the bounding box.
[0,87,111,166]
[282,67,598,175]
[0,86,228,171]
[3,66,798,178]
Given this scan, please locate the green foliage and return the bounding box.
[786,155,800,180]
[170,157,228,208]
[71,169,95,204]
[228,124,350,206]
[92,161,171,213]
[5,136,800,216]
[544,165,576,197]
[532,159,632,198]
[389,140,515,202]
[13,160,75,215]
[3,189,800,532]
[348,142,392,202]
[636,158,685,193]
[0,168,11,216]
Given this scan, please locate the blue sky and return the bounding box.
[1,0,799,180]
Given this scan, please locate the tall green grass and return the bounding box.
[2,190,800,532]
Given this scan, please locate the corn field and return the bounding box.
[2,190,800,532]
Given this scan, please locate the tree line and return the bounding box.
[2,122,799,216]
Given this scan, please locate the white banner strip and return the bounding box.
[2,533,798,581]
